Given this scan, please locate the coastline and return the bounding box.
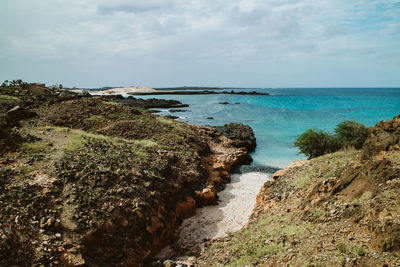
[0,83,259,266]
[195,114,400,266]
[2,83,400,266]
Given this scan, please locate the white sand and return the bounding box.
[178,172,270,245]
[156,172,270,261]
[91,86,156,96]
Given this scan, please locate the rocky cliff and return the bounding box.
[0,84,255,266]
[196,114,400,266]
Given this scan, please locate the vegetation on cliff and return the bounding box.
[196,115,400,266]
[294,120,368,159]
[0,81,256,266]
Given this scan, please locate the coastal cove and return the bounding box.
[1,83,400,266]
[136,87,400,168]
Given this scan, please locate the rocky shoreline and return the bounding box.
[195,115,400,266]
[127,90,269,96]
[0,83,256,266]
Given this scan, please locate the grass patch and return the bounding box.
[207,215,309,266]
[230,243,282,267]
[309,207,324,221]
[353,191,373,204]
[156,116,176,127]
[20,140,52,154]
[291,149,359,189]
[63,130,113,153]
[85,115,106,121]
[134,139,158,148]
[107,113,137,120]
[155,116,193,134]
[14,165,35,178]
[36,125,70,132]
[0,95,20,103]
[38,126,165,157]
[352,246,366,256]
[131,146,147,161]
[291,167,316,189]
[102,101,120,106]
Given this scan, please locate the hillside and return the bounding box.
[0,83,255,266]
[196,115,400,266]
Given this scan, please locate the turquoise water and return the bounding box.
[138,88,400,168]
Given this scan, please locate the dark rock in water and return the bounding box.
[101,95,189,109]
[219,102,229,105]
[169,109,188,113]
[207,117,214,120]
[215,123,256,152]
[127,89,269,96]
[165,115,179,120]
[6,106,37,126]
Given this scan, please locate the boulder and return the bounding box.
[215,123,256,152]
[362,115,400,159]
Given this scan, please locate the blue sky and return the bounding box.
[0,0,399,88]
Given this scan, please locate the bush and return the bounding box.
[294,120,368,159]
[335,120,368,149]
[294,129,340,159]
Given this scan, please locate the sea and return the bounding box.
[137,88,400,169]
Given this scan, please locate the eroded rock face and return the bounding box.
[362,114,400,159]
[0,95,256,266]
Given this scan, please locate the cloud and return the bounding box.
[0,0,399,87]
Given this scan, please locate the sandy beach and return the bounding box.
[90,86,156,96]
[156,171,271,261]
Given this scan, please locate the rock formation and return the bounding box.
[0,83,256,266]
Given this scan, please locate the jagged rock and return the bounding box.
[362,114,400,159]
[214,123,256,152]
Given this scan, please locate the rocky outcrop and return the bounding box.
[215,123,256,152]
[101,95,189,109]
[362,114,400,159]
[196,125,255,204]
[0,91,255,266]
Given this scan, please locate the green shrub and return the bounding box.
[294,120,368,159]
[294,129,340,159]
[335,120,368,149]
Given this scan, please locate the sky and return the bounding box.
[0,0,399,88]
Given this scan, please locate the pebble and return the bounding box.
[55,233,61,238]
